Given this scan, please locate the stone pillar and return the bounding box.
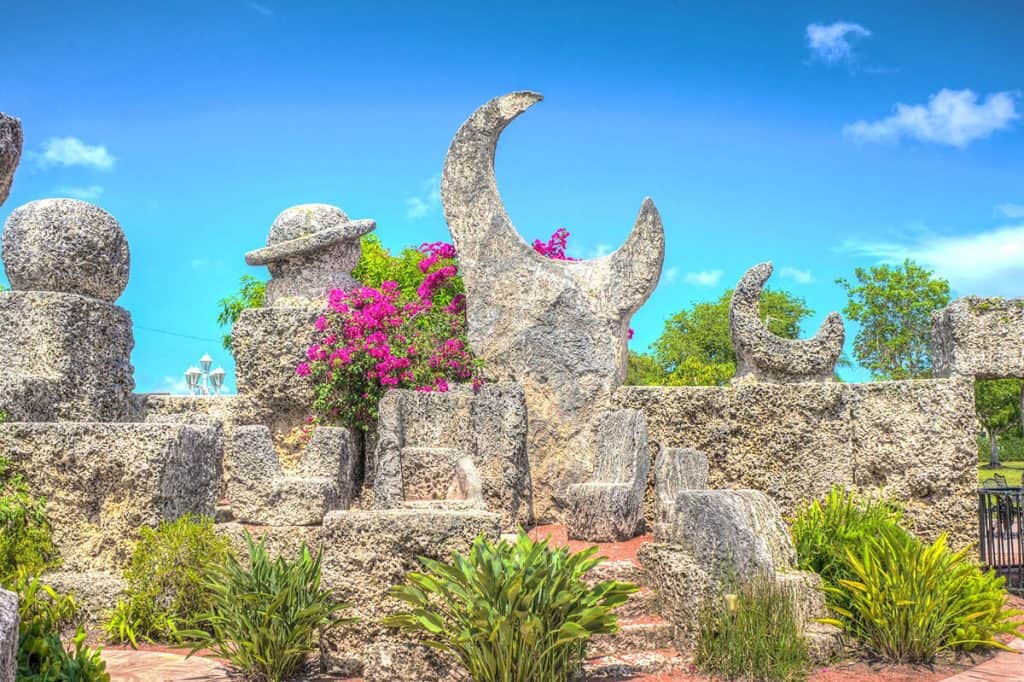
[0,199,134,421]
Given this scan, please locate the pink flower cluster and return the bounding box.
[532,227,576,261]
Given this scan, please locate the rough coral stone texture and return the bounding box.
[0,372,57,421]
[0,422,220,571]
[653,447,708,522]
[0,589,15,682]
[657,489,797,577]
[441,92,664,522]
[566,409,651,541]
[2,199,130,302]
[0,291,134,421]
[0,113,22,208]
[730,262,844,383]
[614,378,975,548]
[932,297,1024,379]
[372,385,532,528]
[41,571,126,624]
[232,306,318,427]
[268,204,351,245]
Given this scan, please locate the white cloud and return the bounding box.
[806,21,871,64]
[841,223,1024,296]
[664,266,680,284]
[160,375,191,395]
[36,137,115,170]
[996,203,1024,219]
[54,185,104,201]
[405,176,440,219]
[779,266,814,284]
[684,269,723,287]
[589,243,613,259]
[843,89,1018,148]
[247,1,273,16]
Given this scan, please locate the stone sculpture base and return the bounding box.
[0,291,133,421]
[0,422,220,571]
[932,297,1024,379]
[615,378,976,547]
[218,508,500,681]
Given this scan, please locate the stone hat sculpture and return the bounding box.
[245,203,375,306]
[0,113,23,207]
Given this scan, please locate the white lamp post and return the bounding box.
[184,354,226,396]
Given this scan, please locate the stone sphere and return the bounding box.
[1,198,130,302]
[268,204,349,245]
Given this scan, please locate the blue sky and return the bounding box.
[2,1,1022,391]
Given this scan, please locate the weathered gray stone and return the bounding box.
[245,204,374,307]
[0,422,219,571]
[0,588,15,682]
[0,291,134,421]
[731,262,844,384]
[42,571,125,624]
[0,113,21,208]
[614,378,976,548]
[2,199,130,302]
[371,384,532,529]
[657,489,796,578]
[232,306,318,428]
[932,297,1024,379]
[441,91,664,522]
[226,424,356,525]
[566,409,651,541]
[653,447,708,522]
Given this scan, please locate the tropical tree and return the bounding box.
[976,379,1023,468]
[216,275,267,351]
[836,260,950,380]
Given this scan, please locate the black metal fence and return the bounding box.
[978,487,1023,595]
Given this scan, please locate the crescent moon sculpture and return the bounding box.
[730,262,844,383]
[440,91,665,520]
[0,113,22,207]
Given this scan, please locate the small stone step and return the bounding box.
[614,586,658,618]
[586,559,647,586]
[580,648,689,679]
[588,616,675,658]
[805,622,844,664]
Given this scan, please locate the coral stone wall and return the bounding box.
[614,377,977,547]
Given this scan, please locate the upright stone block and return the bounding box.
[0,589,15,682]
[932,297,1024,379]
[653,447,708,522]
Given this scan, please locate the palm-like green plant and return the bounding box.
[822,527,1023,663]
[187,534,351,682]
[383,530,637,682]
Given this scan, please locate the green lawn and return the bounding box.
[978,461,1024,487]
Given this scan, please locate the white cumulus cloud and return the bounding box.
[806,21,871,64]
[54,185,104,201]
[996,203,1024,219]
[36,137,115,170]
[663,266,680,284]
[684,269,723,287]
[841,223,1024,296]
[405,176,440,219]
[779,266,814,284]
[843,89,1018,148]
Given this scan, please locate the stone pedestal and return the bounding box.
[0,291,133,421]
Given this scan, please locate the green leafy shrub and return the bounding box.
[187,534,350,682]
[695,573,809,682]
[216,274,267,351]
[104,514,231,645]
[0,455,57,579]
[822,526,1023,663]
[9,572,109,682]
[384,531,637,682]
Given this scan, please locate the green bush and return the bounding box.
[104,514,231,645]
[695,573,809,682]
[822,526,1023,663]
[790,485,907,601]
[8,572,109,682]
[187,533,350,682]
[383,531,637,682]
[0,455,57,579]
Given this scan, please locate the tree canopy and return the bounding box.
[836,260,950,380]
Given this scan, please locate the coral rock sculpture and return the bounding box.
[565,409,651,541]
[730,261,844,383]
[932,296,1024,379]
[441,91,664,519]
[0,113,21,207]
[0,589,15,682]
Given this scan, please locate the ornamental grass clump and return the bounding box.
[695,573,809,682]
[384,530,637,682]
[104,514,231,646]
[187,533,351,682]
